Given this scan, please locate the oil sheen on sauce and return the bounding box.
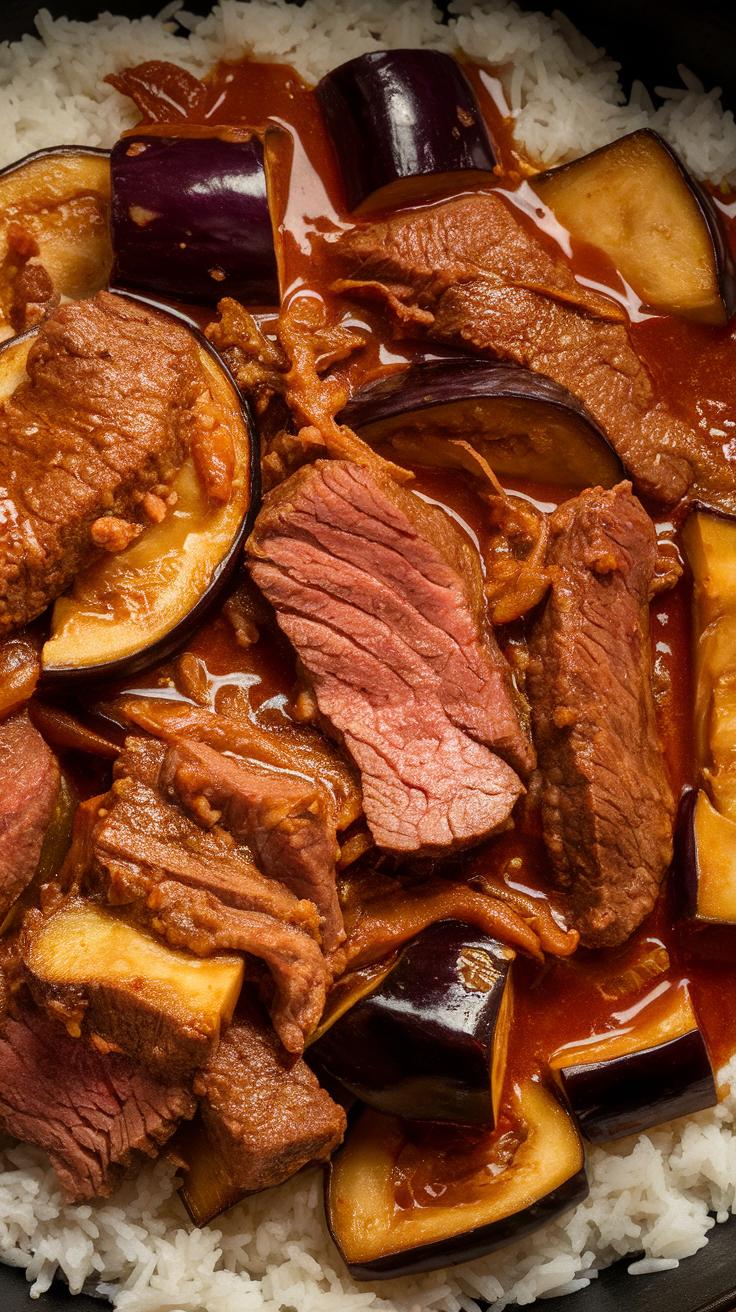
[113,54,736,1094]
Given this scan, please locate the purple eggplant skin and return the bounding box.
[339,356,624,488]
[674,786,701,921]
[308,920,512,1126]
[110,133,278,305]
[556,1028,717,1146]
[316,50,496,212]
[35,290,261,690]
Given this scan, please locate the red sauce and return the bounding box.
[110,56,736,1094]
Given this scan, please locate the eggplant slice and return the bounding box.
[0,294,260,686]
[533,129,736,325]
[339,357,624,489]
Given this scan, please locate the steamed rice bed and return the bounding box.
[1,1,736,1309]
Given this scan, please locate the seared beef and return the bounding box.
[0,996,195,1202]
[179,997,346,1222]
[0,712,59,921]
[0,290,202,633]
[334,195,732,509]
[160,737,344,950]
[248,459,530,855]
[526,482,675,947]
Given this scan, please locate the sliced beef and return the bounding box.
[179,996,346,1222]
[248,459,529,855]
[0,996,195,1202]
[160,737,344,950]
[526,482,675,947]
[334,195,733,509]
[0,290,203,634]
[0,711,59,921]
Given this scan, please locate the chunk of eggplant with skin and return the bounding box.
[316,49,497,213]
[309,921,514,1126]
[675,785,736,925]
[339,358,624,489]
[110,129,278,305]
[326,1079,587,1279]
[550,980,716,1144]
[532,129,736,325]
[23,899,243,1078]
[0,294,261,687]
[0,146,112,333]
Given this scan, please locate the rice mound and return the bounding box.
[1,0,736,1307]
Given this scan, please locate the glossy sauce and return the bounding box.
[109,55,736,1099]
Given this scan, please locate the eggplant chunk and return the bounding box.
[0,146,112,333]
[16,295,257,686]
[110,131,278,305]
[533,129,735,325]
[309,921,514,1126]
[316,50,496,212]
[23,899,243,1077]
[339,358,623,489]
[550,981,716,1144]
[676,787,736,924]
[326,1080,587,1279]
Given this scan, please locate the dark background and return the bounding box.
[1,0,736,1308]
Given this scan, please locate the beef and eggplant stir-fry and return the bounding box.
[2,43,736,1281]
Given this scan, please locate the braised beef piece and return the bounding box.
[0,711,59,922]
[333,195,733,509]
[0,994,195,1202]
[526,482,675,947]
[0,290,203,634]
[179,995,346,1222]
[160,736,344,950]
[248,459,530,855]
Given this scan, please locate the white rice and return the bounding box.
[1,0,736,1306]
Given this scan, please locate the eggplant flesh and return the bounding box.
[2,296,258,686]
[533,129,736,324]
[551,982,716,1144]
[0,146,112,332]
[110,131,278,305]
[316,49,496,213]
[339,358,623,489]
[309,920,514,1126]
[326,1080,587,1279]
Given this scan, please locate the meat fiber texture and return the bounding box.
[526,482,675,947]
[0,290,201,633]
[0,711,58,921]
[248,458,531,855]
[0,998,195,1203]
[333,193,736,510]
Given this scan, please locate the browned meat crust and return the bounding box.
[526,482,675,947]
[0,711,59,922]
[248,459,531,855]
[0,996,195,1202]
[333,194,732,508]
[0,290,202,633]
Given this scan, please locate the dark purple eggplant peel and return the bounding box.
[316,49,497,212]
[340,356,624,488]
[110,131,278,305]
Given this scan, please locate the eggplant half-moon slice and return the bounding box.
[532,129,736,325]
[326,1079,587,1279]
[0,146,112,331]
[0,295,260,687]
[339,357,623,489]
[308,920,514,1126]
[550,980,716,1144]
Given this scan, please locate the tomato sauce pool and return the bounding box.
[113,56,736,1093]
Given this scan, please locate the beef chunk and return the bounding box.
[179,997,346,1223]
[0,997,195,1202]
[248,459,529,855]
[160,737,344,950]
[526,482,675,947]
[0,290,202,633]
[0,711,59,921]
[334,195,732,509]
